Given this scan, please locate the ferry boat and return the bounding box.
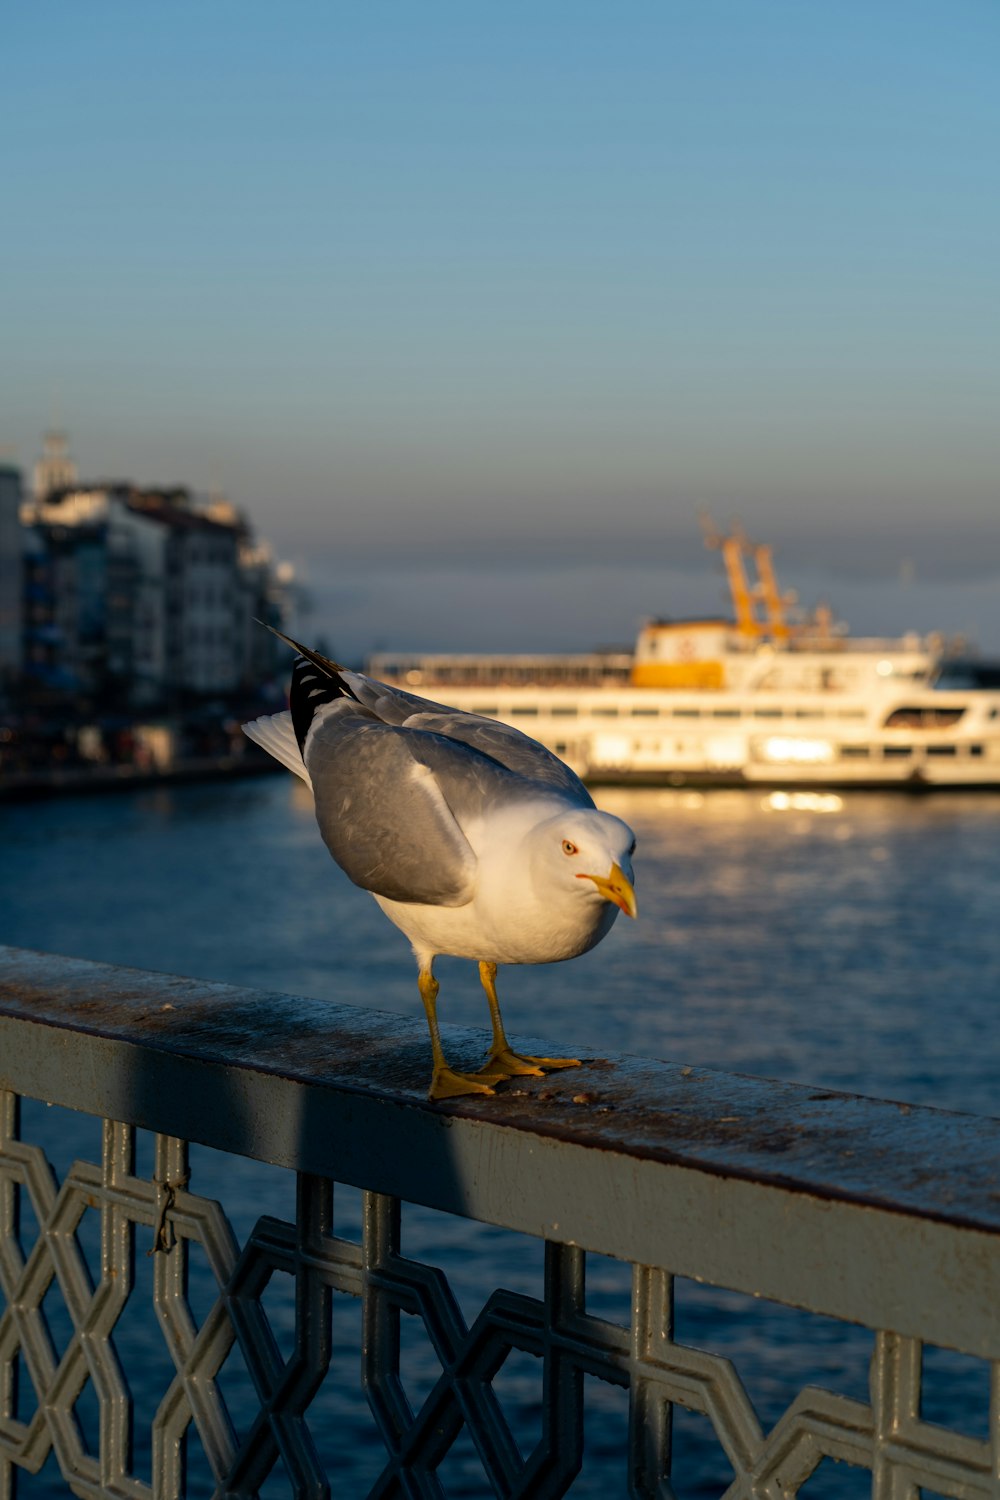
[367,530,1000,789]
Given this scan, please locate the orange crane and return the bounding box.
[699,516,794,641]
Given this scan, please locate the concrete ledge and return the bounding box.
[3,944,999,1356]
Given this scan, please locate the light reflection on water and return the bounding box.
[3,778,1000,1495]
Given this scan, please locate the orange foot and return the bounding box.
[480,1048,581,1079]
[429,1065,503,1101]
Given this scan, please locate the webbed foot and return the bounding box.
[429,1065,499,1101]
[482,1047,581,1078]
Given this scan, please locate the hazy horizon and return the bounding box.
[4,1,998,657]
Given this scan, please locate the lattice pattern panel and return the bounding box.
[2,1087,999,1499]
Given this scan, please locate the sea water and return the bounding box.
[3,778,999,1496]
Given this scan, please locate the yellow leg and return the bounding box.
[419,968,499,1100]
[477,961,581,1078]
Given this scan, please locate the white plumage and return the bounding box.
[244,631,637,1099]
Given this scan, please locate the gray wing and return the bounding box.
[304,700,554,905]
[339,671,460,724]
[341,670,594,806]
[402,711,594,805]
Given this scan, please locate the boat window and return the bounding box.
[935,661,1000,689]
[926,744,957,756]
[470,707,498,716]
[753,708,782,718]
[509,707,539,717]
[593,706,619,717]
[970,744,984,757]
[837,709,866,720]
[840,745,870,758]
[883,707,965,729]
[673,708,700,718]
[551,707,577,717]
[883,745,913,757]
[795,709,822,719]
[712,708,740,718]
[631,707,659,717]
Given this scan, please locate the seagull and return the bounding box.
[243,630,637,1101]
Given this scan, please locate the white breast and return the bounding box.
[373,856,618,968]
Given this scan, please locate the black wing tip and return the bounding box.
[287,652,359,752]
[255,619,348,680]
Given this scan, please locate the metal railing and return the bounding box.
[2,944,999,1499]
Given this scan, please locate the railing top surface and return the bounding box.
[2,943,998,1237]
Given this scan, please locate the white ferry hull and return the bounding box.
[389,686,1000,791]
[366,529,1000,791]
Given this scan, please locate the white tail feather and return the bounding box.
[242,711,312,789]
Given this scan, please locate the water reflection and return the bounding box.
[3,780,1000,1113]
[617,788,1000,1111]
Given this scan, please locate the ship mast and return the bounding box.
[700,516,794,643]
[752,542,791,642]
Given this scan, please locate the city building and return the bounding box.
[19,460,295,709]
[33,429,78,502]
[126,488,244,699]
[0,462,23,690]
[237,539,301,688]
[22,484,169,704]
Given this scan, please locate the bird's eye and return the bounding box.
[562,839,579,856]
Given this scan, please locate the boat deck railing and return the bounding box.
[2,945,999,1498]
[365,653,635,690]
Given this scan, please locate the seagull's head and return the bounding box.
[530,806,638,924]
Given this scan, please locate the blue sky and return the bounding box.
[3,2,999,655]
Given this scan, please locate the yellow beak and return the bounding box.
[577,862,638,918]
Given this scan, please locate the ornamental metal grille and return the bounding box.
[2,948,1000,1498]
[1,1093,999,1499]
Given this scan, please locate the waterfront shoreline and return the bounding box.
[9,756,1000,802]
[0,751,285,802]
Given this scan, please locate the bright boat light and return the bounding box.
[765,790,844,814]
[761,736,836,764]
[592,733,632,765]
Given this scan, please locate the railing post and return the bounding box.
[97,1120,136,1494]
[628,1265,675,1500]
